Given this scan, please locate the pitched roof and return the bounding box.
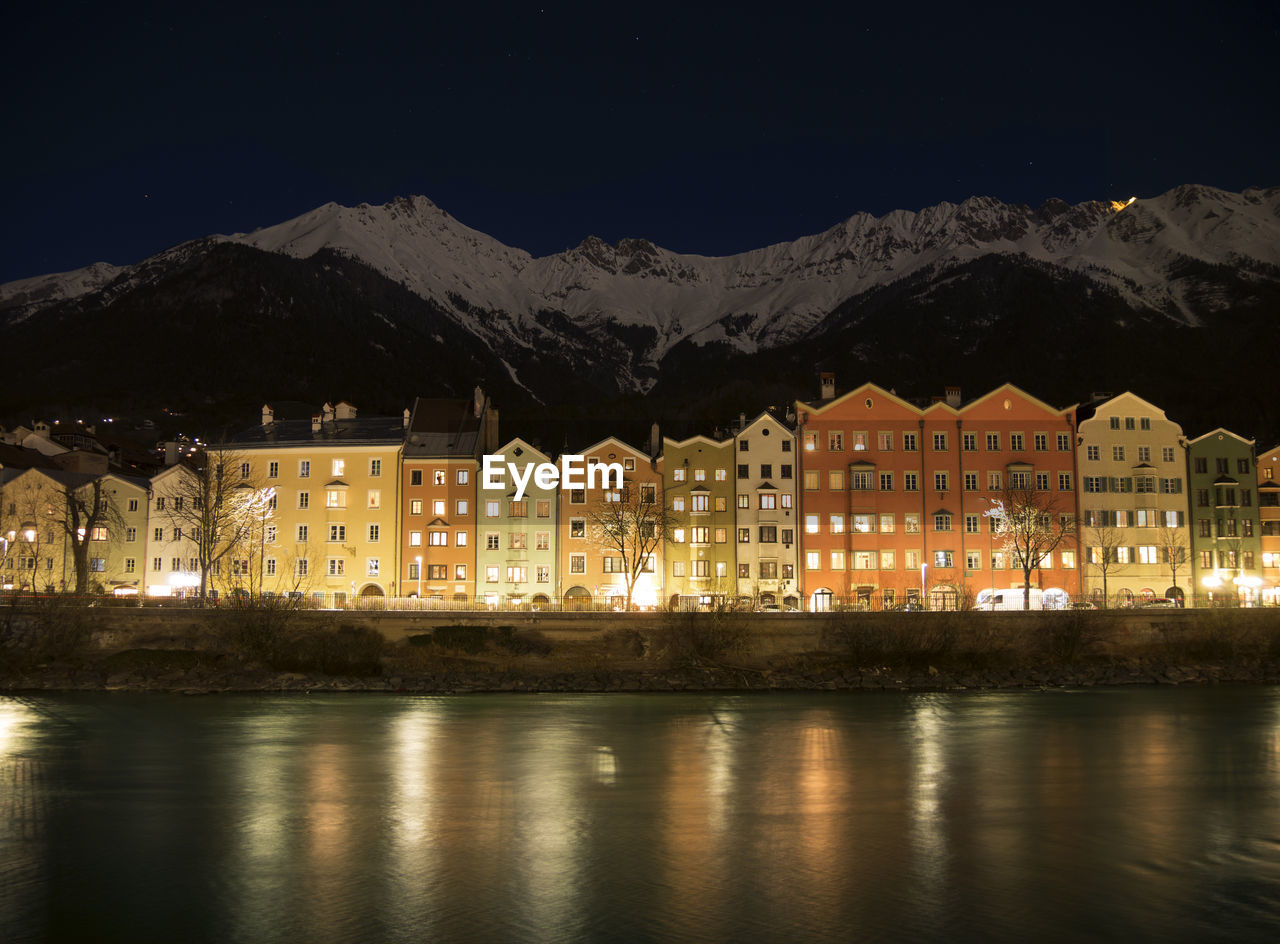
[404,397,483,457]
[0,442,62,472]
[229,414,407,447]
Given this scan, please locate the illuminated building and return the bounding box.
[1187,429,1262,606]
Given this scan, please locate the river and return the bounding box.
[2,689,1278,942]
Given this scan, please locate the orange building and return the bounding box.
[795,378,1080,611]
[400,390,498,604]
[557,436,664,610]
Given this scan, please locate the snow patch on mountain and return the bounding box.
[0,261,124,323]
[3,184,1277,373]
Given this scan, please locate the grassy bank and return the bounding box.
[2,601,1279,693]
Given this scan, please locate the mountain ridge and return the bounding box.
[2,183,1278,446]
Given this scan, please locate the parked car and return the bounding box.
[1140,598,1181,608]
[1068,601,1098,610]
[757,604,801,613]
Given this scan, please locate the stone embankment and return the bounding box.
[2,604,1278,694]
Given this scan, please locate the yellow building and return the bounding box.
[227,402,405,606]
[1,467,147,595]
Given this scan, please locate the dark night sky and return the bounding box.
[3,1,1276,285]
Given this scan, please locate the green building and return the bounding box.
[1187,429,1263,606]
[660,434,737,608]
[476,438,558,608]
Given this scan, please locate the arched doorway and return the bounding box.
[810,588,833,612]
[564,586,592,611]
[359,583,385,597]
[1166,586,1185,606]
[1116,587,1133,607]
[928,585,958,611]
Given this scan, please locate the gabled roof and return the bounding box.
[1,466,98,491]
[1188,427,1255,447]
[494,437,551,465]
[663,433,733,450]
[737,408,796,435]
[101,472,150,492]
[796,381,919,419]
[1078,391,1180,430]
[958,382,1076,419]
[574,436,648,460]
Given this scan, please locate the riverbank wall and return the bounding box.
[2,604,1278,693]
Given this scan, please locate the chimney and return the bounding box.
[261,404,274,427]
[820,373,835,400]
[473,386,485,419]
[649,422,660,458]
[402,408,410,429]
[945,386,961,408]
[738,412,746,433]
[164,441,179,466]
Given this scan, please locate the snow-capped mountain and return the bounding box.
[223,184,1280,350]
[2,183,1278,446]
[7,184,1275,389]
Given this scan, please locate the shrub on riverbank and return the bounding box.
[219,598,386,676]
[825,611,1112,672]
[0,596,96,675]
[654,610,751,668]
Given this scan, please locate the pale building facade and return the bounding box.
[732,410,800,608]
[1076,393,1191,606]
[475,438,558,607]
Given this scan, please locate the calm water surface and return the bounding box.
[2,689,1279,943]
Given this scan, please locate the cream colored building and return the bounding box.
[1076,392,1192,606]
[2,467,146,595]
[732,410,800,608]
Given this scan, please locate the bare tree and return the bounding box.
[1084,525,1128,608]
[1156,525,1189,601]
[587,482,672,610]
[1,475,57,597]
[155,447,272,602]
[216,483,277,601]
[987,484,1075,610]
[1,471,124,595]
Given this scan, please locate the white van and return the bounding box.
[976,587,1042,611]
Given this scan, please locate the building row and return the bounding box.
[3,380,1279,609]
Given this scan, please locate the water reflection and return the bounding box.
[3,689,1279,943]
